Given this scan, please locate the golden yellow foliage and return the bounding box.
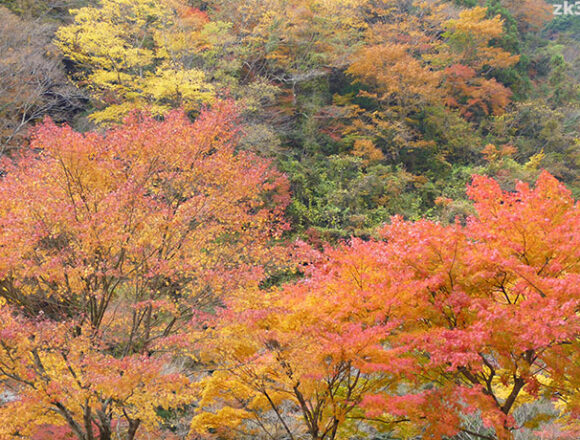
[56,0,214,123]
[351,138,384,165]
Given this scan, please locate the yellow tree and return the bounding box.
[56,0,215,123]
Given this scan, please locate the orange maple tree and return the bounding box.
[0,102,290,440]
[439,6,519,119]
[360,171,580,439]
[192,171,580,440]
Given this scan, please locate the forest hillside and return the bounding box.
[0,1,579,439]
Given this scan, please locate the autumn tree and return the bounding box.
[0,102,290,440]
[362,172,580,439]
[345,4,519,143]
[188,252,399,440]
[438,6,519,118]
[192,171,580,440]
[56,0,218,123]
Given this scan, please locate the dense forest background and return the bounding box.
[1,0,579,239]
[0,1,579,439]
